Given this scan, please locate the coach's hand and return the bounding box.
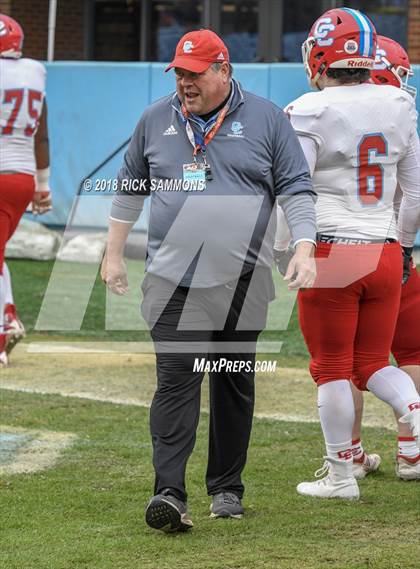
[402,246,413,285]
[284,241,316,290]
[101,251,129,295]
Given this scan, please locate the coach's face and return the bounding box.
[175,61,231,115]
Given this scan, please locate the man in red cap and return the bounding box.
[165,29,231,117]
[103,28,317,532]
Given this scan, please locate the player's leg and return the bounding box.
[0,200,12,366]
[391,263,420,479]
[351,381,364,445]
[0,173,35,363]
[296,267,360,499]
[3,262,13,305]
[352,244,420,445]
[349,382,382,479]
[0,267,6,366]
[3,262,25,354]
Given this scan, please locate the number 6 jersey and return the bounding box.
[0,57,46,175]
[285,83,420,244]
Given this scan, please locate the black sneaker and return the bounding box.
[209,492,244,519]
[145,490,193,533]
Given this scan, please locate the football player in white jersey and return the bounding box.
[0,14,52,366]
[349,36,420,481]
[281,7,420,500]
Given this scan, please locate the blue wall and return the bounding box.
[38,62,420,242]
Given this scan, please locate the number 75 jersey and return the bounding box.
[0,57,46,175]
[285,83,418,240]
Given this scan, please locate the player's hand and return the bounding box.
[101,251,129,295]
[284,242,316,290]
[402,246,413,285]
[32,191,52,215]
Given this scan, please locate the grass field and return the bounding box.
[1,259,419,569]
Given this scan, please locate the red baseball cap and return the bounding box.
[165,29,229,73]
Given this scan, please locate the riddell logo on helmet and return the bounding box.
[347,60,374,68]
[0,22,7,36]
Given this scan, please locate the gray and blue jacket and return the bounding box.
[111,79,316,287]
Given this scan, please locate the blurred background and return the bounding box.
[0,0,417,64]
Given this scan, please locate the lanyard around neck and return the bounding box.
[181,103,230,157]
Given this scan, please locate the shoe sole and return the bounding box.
[296,488,360,500]
[397,475,420,481]
[297,492,360,500]
[145,497,192,533]
[209,511,243,519]
[396,470,420,481]
[209,504,244,519]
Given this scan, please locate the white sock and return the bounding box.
[367,366,420,416]
[318,380,355,461]
[351,438,364,461]
[3,262,14,305]
[0,274,5,334]
[398,437,419,459]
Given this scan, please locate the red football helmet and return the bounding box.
[302,7,377,89]
[371,35,416,98]
[0,14,23,58]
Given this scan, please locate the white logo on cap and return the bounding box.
[217,52,225,60]
[183,41,194,53]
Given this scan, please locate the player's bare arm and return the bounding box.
[33,101,52,215]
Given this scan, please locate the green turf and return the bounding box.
[3,259,417,568]
[1,389,419,569]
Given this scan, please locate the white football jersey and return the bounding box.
[286,83,418,240]
[0,58,46,174]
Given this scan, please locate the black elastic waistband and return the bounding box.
[317,233,397,245]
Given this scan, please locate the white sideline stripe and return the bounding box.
[0,385,152,409]
[0,385,393,429]
[26,341,283,354]
[27,342,145,354]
